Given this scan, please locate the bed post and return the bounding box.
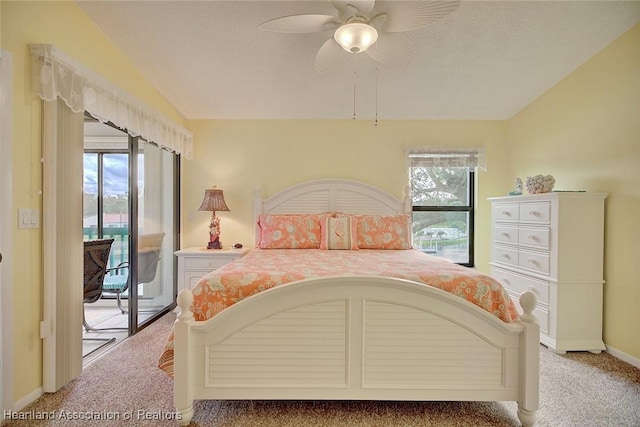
[517,290,540,427]
[254,186,263,247]
[403,185,411,213]
[174,289,195,426]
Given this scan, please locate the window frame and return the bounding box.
[410,168,475,267]
[83,148,130,241]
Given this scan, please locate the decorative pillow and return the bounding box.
[346,213,412,250]
[320,215,358,250]
[257,214,323,249]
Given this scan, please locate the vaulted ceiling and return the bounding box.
[77,1,640,120]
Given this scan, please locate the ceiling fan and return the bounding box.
[259,0,461,72]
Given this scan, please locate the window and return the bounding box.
[408,148,485,267]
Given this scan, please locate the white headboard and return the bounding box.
[254,179,411,246]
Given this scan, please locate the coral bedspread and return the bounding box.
[158,249,519,376]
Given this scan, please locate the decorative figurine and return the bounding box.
[207,215,222,249]
[509,178,523,196]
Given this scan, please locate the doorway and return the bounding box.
[82,117,178,361]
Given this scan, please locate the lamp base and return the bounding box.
[207,240,222,250]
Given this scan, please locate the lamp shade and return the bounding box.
[334,22,378,54]
[198,188,229,212]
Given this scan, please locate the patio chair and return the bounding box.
[83,239,119,350]
[102,233,165,313]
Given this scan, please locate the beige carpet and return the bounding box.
[5,312,640,426]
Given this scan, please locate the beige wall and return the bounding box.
[507,24,640,359]
[183,119,509,267]
[1,1,186,402]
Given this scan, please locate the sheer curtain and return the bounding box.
[29,44,193,159]
[407,147,486,171]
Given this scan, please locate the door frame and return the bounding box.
[1,48,15,413]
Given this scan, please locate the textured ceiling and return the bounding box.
[76,1,640,120]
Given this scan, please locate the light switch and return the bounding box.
[18,208,28,228]
[18,208,39,229]
[30,209,39,227]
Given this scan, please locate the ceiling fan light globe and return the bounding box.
[334,22,378,54]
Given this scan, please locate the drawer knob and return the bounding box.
[501,254,511,259]
[502,278,510,285]
[502,211,511,216]
[528,259,538,265]
[527,235,537,241]
[527,286,538,295]
[529,210,539,216]
[501,232,510,237]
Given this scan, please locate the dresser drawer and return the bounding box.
[493,204,518,222]
[504,287,549,334]
[184,271,206,289]
[491,267,549,305]
[184,256,234,270]
[492,267,550,333]
[493,245,519,267]
[519,202,551,223]
[535,305,549,335]
[518,249,550,275]
[494,225,518,244]
[518,227,550,250]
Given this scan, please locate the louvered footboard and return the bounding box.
[174,276,539,426]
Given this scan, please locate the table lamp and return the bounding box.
[198,186,230,249]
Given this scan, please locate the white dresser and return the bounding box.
[488,192,607,353]
[175,247,250,293]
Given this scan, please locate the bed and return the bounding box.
[162,179,539,426]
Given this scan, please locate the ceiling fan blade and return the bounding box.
[330,0,376,17]
[365,31,416,68]
[372,0,461,33]
[260,14,340,33]
[315,38,348,73]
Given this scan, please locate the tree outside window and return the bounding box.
[408,148,484,267]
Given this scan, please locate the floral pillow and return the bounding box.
[320,215,358,250]
[344,213,412,250]
[257,214,323,249]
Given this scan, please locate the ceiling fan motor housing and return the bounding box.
[334,21,379,53]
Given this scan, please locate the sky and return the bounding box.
[83,153,144,195]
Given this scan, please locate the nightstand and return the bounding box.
[175,247,250,293]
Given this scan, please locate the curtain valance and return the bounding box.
[29,44,193,159]
[408,147,486,171]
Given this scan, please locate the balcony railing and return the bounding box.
[83,227,128,272]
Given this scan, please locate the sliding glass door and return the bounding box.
[83,117,177,338]
[132,138,177,330]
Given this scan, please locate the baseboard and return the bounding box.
[12,387,43,412]
[606,345,640,369]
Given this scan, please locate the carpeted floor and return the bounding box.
[5,312,640,426]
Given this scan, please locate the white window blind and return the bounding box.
[29,44,193,159]
[408,147,486,171]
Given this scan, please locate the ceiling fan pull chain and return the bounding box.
[353,71,357,120]
[374,67,379,127]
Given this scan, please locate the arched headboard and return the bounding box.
[254,179,411,246]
